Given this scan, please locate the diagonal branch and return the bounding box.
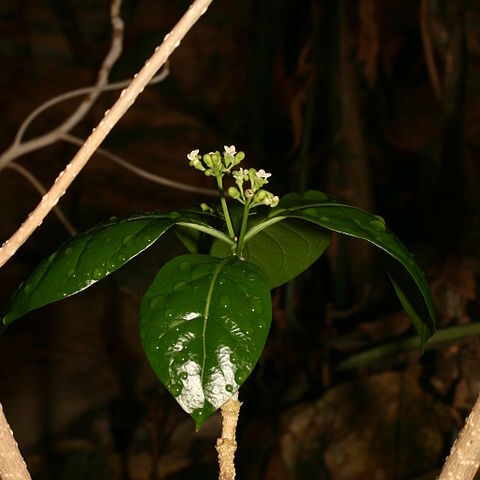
[5,163,77,236]
[438,395,480,480]
[60,133,217,196]
[0,404,31,480]
[0,0,214,269]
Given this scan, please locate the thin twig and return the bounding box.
[60,133,217,196]
[216,393,241,480]
[438,395,480,480]
[0,0,214,269]
[12,67,169,149]
[420,0,442,100]
[5,163,77,236]
[0,403,31,480]
[0,0,124,170]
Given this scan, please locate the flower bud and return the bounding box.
[203,154,213,168]
[254,190,267,202]
[228,186,240,199]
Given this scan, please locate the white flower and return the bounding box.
[224,145,236,157]
[187,149,199,161]
[256,169,272,180]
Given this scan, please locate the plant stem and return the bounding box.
[216,392,241,480]
[216,176,235,240]
[235,203,250,256]
[176,222,234,245]
[243,215,285,242]
[438,395,480,480]
[336,322,480,371]
[0,402,31,479]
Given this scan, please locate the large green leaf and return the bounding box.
[139,254,272,428]
[260,190,436,345]
[2,212,226,327]
[211,213,331,288]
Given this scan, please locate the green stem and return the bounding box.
[216,176,235,240]
[243,215,285,242]
[336,322,480,371]
[176,222,235,246]
[235,203,250,256]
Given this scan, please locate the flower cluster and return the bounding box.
[187,146,279,208]
[187,146,244,177]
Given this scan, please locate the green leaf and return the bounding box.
[211,212,331,288]
[2,212,229,327]
[264,190,436,345]
[139,254,272,428]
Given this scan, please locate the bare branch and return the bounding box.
[438,395,480,480]
[61,133,217,197]
[0,0,125,169]
[0,0,214,269]
[420,0,442,100]
[216,393,241,480]
[5,163,77,236]
[13,67,169,148]
[0,404,31,480]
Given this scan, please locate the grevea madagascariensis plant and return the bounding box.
[2,146,435,431]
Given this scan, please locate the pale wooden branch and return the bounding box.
[438,395,480,480]
[420,0,442,100]
[5,162,77,236]
[0,403,31,480]
[61,133,217,196]
[0,0,213,269]
[0,0,124,170]
[216,393,241,480]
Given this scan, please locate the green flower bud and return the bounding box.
[228,186,240,199]
[235,151,245,162]
[191,159,205,171]
[203,154,213,168]
[254,190,267,202]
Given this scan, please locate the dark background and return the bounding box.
[1,0,480,478]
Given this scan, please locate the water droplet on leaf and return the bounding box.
[164,309,174,319]
[93,267,106,279]
[225,384,233,392]
[219,294,231,309]
[122,234,135,245]
[369,219,386,232]
[180,261,191,272]
[173,281,188,292]
[180,372,188,380]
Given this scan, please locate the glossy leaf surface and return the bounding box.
[268,190,436,345]
[2,212,219,327]
[139,254,271,428]
[211,214,331,288]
